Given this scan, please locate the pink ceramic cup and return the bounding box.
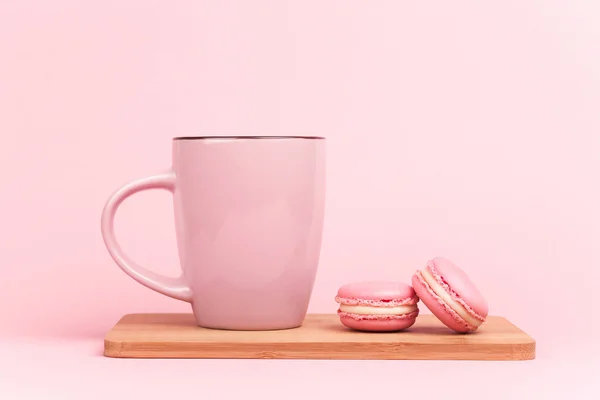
[101,136,326,330]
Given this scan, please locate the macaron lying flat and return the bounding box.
[412,257,488,333]
[335,281,419,332]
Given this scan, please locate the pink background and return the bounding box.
[0,1,598,398]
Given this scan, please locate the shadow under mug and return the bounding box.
[101,136,326,330]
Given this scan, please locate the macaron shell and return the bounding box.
[337,281,417,302]
[339,314,418,332]
[412,272,473,333]
[429,257,489,319]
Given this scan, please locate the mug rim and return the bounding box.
[173,136,325,140]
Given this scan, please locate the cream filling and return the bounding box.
[420,268,482,327]
[339,304,418,315]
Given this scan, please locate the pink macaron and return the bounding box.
[335,281,420,332]
[412,257,488,333]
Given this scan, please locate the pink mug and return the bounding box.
[101,136,326,330]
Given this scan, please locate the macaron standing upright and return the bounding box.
[412,257,488,333]
[335,281,420,332]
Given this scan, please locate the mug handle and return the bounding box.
[100,170,192,303]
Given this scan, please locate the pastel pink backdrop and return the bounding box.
[0,2,598,396]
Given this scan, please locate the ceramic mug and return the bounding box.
[100,136,326,330]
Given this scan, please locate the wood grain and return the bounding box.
[104,313,535,360]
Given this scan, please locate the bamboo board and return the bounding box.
[104,313,535,360]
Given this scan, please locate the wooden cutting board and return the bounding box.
[104,313,535,360]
